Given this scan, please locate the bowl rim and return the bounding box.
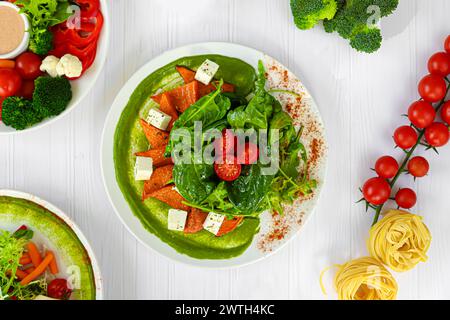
[0,0,110,136]
[0,189,104,299]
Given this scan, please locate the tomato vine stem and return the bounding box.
[371,77,450,226]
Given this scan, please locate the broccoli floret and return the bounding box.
[290,0,338,30]
[1,97,43,130]
[323,0,399,53]
[33,76,72,118]
[29,28,54,56]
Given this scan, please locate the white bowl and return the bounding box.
[101,42,328,268]
[0,189,103,299]
[0,1,30,59]
[0,0,110,135]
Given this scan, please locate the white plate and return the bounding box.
[0,189,103,299]
[101,42,328,268]
[0,0,110,135]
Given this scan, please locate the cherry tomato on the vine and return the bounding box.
[375,156,398,179]
[362,177,391,206]
[425,122,450,147]
[428,52,450,77]
[441,101,450,125]
[408,100,436,129]
[408,156,429,178]
[445,35,450,54]
[418,74,447,103]
[395,188,417,209]
[394,126,418,149]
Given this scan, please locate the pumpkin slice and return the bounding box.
[142,165,174,201]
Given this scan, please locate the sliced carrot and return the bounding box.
[19,253,31,265]
[184,208,208,234]
[20,252,54,286]
[152,81,199,113]
[135,146,173,167]
[139,119,169,149]
[24,266,36,274]
[159,93,178,129]
[176,66,196,83]
[0,59,15,69]
[46,250,59,275]
[15,269,28,280]
[216,217,244,237]
[148,185,190,211]
[27,242,42,268]
[142,165,174,201]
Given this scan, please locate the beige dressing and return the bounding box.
[0,6,25,55]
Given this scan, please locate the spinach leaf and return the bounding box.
[227,61,278,130]
[173,162,218,204]
[227,164,275,215]
[166,84,231,155]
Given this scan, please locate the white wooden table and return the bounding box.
[1,0,449,300]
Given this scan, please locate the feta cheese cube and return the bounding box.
[168,209,188,231]
[194,59,219,85]
[203,212,225,235]
[146,108,172,131]
[134,156,153,181]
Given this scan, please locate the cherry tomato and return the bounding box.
[362,177,391,205]
[407,100,436,129]
[18,80,35,100]
[0,68,22,97]
[374,156,398,179]
[237,142,259,165]
[408,156,429,178]
[393,126,418,149]
[425,122,449,147]
[418,74,447,103]
[441,101,450,125]
[47,279,72,300]
[428,52,450,76]
[15,52,42,80]
[214,129,236,158]
[445,35,450,54]
[214,156,241,182]
[395,188,417,209]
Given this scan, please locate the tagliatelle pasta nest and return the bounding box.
[330,257,398,300]
[368,210,432,272]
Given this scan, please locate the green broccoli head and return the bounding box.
[1,97,43,130]
[29,28,53,56]
[323,0,399,53]
[350,26,382,53]
[290,0,338,30]
[33,76,72,118]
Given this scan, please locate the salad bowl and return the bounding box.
[0,189,103,300]
[101,42,328,268]
[0,0,110,135]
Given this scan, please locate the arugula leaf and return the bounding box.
[0,230,26,298]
